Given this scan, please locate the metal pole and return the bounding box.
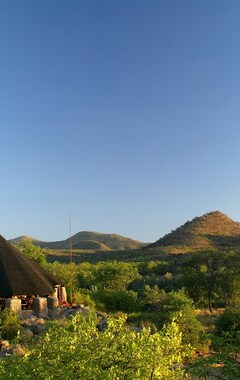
[69,211,73,305]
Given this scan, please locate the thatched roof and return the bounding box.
[0,234,59,297]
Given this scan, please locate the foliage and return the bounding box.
[215,306,240,336]
[181,252,227,312]
[93,289,140,313]
[144,290,206,350]
[45,261,79,296]
[217,268,240,308]
[76,262,96,288]
[139,261,169,276]
[0,309,21,341]
[91,261,141,291]
[0,312,191,379]
[74,261,142,295]
[141,285,166,310]
[188,331,240,379]
[18,240,48,266]
[72,289,96,309]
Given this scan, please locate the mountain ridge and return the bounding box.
[10,231,146,251]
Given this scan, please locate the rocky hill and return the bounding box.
[11,232,146,251]
[147,211,240,253]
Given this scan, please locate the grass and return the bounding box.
[195,309,224,334]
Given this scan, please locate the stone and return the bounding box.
[33,297,48,318]
[59,286,67,303]
[31,324,47,335]
[21,328,34,340]
[0,340,9,349]
[47,296,59,309]
[5,298,21,314]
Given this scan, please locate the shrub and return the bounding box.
[141,285,165,311]
[216,307,240,336]
[0,309,21,341]
[93,289,140,313]
[155,290,207,350]
[72,289,96,309]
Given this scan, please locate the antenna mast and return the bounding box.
[69,211,73,305]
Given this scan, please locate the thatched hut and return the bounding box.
[0,234,64,312]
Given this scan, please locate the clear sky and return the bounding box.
[1,0,240,243]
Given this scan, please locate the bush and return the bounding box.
[188,331,240,379]
[93,289,140,313]
[0,309,21,341]
[216,307,240,336]
[141,285,165,311]
[155,290,207,349]
[72,289,96,309]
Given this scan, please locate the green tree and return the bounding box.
[182,252,227,312]
[45,261,79,298]
[93,289,140,313]
[77,262,95,289]
[141,285,165,311]
[139,261,169,276]
[155,290,206,349]
[18,240,47,266]
[92,261,141,291]
[216,306,240,336]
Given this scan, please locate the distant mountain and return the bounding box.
[10,231,146,251]
[147,211,240,253]
[9,236,42,245]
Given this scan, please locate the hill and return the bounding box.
[9,236,42,245]
[33,231,146,251]
[147,211,240,253]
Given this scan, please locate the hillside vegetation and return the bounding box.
[147,211,240,253]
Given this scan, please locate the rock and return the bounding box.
[22,316,46,328]
[21,327,34,340]
[21,316,47,335]
[31,324,47,335]
[0,340,9,350]
[56,306,90,320]
[97,318,108,331]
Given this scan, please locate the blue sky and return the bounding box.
[1,1,240,242]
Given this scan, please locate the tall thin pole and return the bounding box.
[69,211,73,305]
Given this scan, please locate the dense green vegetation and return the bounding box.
[2,241,240,379]
[0,312,191,379]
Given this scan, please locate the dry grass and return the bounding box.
[195,308,224,334]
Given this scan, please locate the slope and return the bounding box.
[9,236,42,245]
[37,231,146,251]
[147,211,240,253]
